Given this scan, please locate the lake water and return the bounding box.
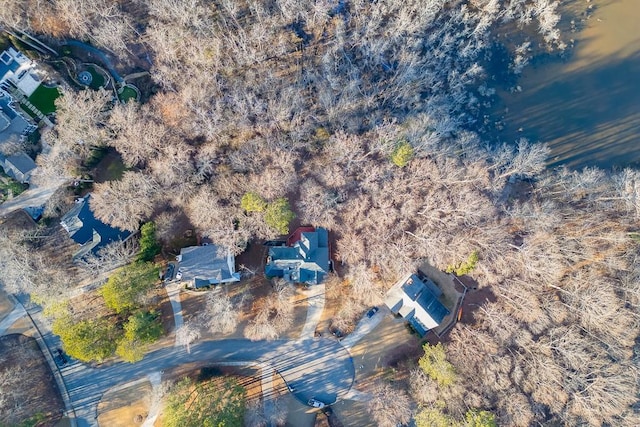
[491,0,640,170]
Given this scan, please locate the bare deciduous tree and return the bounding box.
[205,292,238,335]
[175,322,201,354]
[90,171,158,231]
[367,382,413,427]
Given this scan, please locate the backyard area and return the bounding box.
[86,66,106,89]
[27,84,60,115]
[118,84,139,103]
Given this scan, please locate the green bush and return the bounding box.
[264,198,296,235]
[465,410,497,427]
[100,262,159,314]
[419,343,456,387]
[163,377,246,427]
[53,315,120,363]
[116,310,163,363]
[391,140,414,167]
[241,192,267,212]
[446,250,479,276]
[138,222,161,262]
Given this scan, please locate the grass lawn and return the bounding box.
[90,148,128,183]
[0,171,28,202]
[87,66,105,89]
[28,84,60,114]
[118,85,138,103]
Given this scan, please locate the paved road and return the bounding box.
[0,304,25,335]
[58,337,354,427]
[0,177,66,218]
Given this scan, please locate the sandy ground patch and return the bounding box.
[97,380,152,427]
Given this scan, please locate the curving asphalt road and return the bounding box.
[60,338,354,427]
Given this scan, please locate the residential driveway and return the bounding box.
[339,306,387,350]
[299,284,325,339]
[0,177,66,218]
[164,282,184,341]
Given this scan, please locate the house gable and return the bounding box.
[177,245,240,289]
[265,227,330,285]
[60,194,132,260]
[385,273,450,336]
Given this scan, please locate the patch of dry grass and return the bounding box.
[97,381,152,427]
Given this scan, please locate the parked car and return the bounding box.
[55,349,68,366]
[164,264,175,282]
[366,306,379,318]
[308,398,326,409]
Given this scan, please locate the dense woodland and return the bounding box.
[1,0,639,426]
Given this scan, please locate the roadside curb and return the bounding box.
[8,295,77,427]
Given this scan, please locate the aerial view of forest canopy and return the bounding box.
[0,1,639,426]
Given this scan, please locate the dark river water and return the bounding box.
[489,0,640,170]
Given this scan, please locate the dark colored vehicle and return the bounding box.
[55,349,68,366]
[164,264,175,282]
[330,326,343,338]
[264,240,287,247]
[366,306,379,318]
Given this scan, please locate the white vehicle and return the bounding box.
[308,398,326,409]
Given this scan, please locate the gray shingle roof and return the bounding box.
[5,152,36,174]
[265,227,330,285]
[60,194,132,260]
[177,245,240,288]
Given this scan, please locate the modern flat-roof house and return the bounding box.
[0,90,36,145]
[0,47,41,97]
[61,194,132,261]
[0,152,36,183]
[175,245,241,289]
[265,226,330,285]
[385,273,450,336]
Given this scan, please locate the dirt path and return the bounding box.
[141,372,162,427]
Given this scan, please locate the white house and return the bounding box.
[0,47,41,97]
[0,152,37,183]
